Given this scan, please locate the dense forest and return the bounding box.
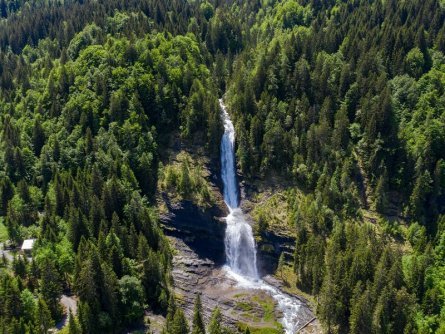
[0,0,444,333]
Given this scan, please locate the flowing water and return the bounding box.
[219,99,304,334]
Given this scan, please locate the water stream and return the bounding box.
[219,99,303,334]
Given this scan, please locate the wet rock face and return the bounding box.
[257,232,296,276]
[160,196,228,265]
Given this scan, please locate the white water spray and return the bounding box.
[219,99,303,334]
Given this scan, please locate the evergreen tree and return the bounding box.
[32,117,46,157]
[171,309,189,334]
[68,310,81,334]
[192,294,205,334]
[35,298,53,334]
[166,294,177,334]
[40,257,62,319]
[208,307,222,334]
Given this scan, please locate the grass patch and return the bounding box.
[252,295,275,322]
[235,293,278,326]
[0,218,8,242]
[237,322,283,334]
[277,266,316,307]
[236,301,253,312]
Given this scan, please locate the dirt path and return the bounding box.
[56,295,78,330]
[0,243,15,263]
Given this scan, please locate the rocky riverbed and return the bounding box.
[166,235,321,333]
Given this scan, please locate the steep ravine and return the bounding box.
[158,150,321,333]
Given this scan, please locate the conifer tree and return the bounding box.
[35,298,53,334]
[32,117,45,157]
[171,308,189,334]
[166,294,177,334]
[68,310,81,334]
[192,294,205,334]
[207,307,222,334]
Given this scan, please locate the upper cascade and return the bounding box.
[219,99,240,210]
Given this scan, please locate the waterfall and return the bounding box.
[219,99,304,334]
[220,99,258,279]
[220,102,239,210]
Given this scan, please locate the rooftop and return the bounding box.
[21,239,36,251]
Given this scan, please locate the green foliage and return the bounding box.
[200,2,215,21]
[118,275,146,325]
[68,310,81,334]
[161,152,215,208]
[208,307,222,334]
[171,308,189,334]
[35,298,54,334]
[192,294,206,334]
[0,0,444,332]
[405,47,426,78]
[273,0,312,29]
[0,218,7,242]
[317,222,415,333]
[0,2,223,328]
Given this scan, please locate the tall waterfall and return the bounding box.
[220,103,239,209]
[219,99,304,334]
[220,100,258,279]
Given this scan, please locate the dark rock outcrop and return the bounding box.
[160,195,228,265]
[256,231,296,276]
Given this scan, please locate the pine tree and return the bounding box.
[192,294,205,334]
[78,302,94,334]
[40,257,62,319]
[0,177,14,216]
[166,294,177,333]
[375,171,388,214]
[68,310,81,334]
[179,160,192,198]
[171,309,189,334]
[32,117,45,157]
[35,298,53,334]
[350,284,372,334]
[207,307,222,334]
[410,171,433,224]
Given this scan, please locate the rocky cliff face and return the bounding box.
[160,196,227,265]
[239,179,298,277]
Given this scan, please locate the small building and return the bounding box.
[21,239,36,253]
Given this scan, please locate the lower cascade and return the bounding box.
[219,99,304,334]
[224,208,258,279]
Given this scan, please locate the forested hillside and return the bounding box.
[223,0,445,333]
[0,0,444,333]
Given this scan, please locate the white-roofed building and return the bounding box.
[21,239,36,252]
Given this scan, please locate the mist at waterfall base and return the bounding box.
[219,99,303,334]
